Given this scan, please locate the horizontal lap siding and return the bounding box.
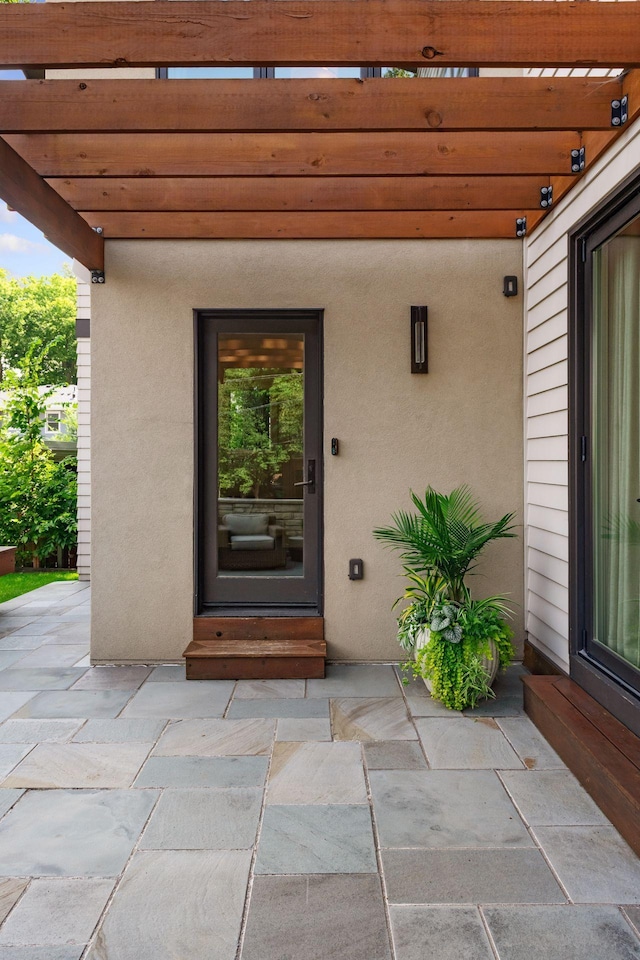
[76,281,91,582]
[524,117,640,671]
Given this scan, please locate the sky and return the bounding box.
[0,73,69,279]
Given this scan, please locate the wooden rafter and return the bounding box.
[0,77,618,134]
[2,1,639,70]
[47,176,549,213]
[80,210,545,240]
[0,136,103,271]
[6,131,580,178]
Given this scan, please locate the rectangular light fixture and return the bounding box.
[411,306,428,374]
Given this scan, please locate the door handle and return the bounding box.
[294,459,316,493]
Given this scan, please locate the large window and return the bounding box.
[572,173,640,734]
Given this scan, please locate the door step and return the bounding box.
[185,617,326,679]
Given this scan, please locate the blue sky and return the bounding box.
[0,72,69,279]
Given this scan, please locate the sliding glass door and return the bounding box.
[573,179,640,732]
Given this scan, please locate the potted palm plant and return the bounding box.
[374,486,517,710]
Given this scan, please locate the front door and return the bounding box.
[197,310,322,613]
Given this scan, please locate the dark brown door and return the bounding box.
[197,310,322,613]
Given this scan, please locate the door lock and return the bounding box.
[293,459,316,493]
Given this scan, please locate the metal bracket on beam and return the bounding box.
[570,147,585,174]
[91,270,105,284]
[540,185,553,209]
[515,217,527,239]
[611,95,629,127]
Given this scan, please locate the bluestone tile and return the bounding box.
[134,755,268,788]
[255,804,377,874]
[483,905,640,960]
[532,826,640,903]
[13,690,134,719]
[390,906,495,960]
[267,741,367,804]
[86,850,251,960]
[146,665,186,682]
[121,681,234,719]
[496,717,566,769]
[0,651,30,670]
[0,789,24,820]
[0,636,43,651]
[415,718,523,769]
[227,698,329,719]
[0,878,113,946]
[0,878,28,924]
[0,745,33,779]
[331,698,417,741]
[70,666,152,691]
[72,719,166,743]
[0,668,86,691]
[369,770,532,848]
[276,718,332,741]
[140,788,262,850]
[241,875,392,960]
[0,692,37,722]
[0,789,158,877]
[234,679,305,699]
[16,646,88,669]
[307,663,401,699]
[153,718,275,756]
[0,719,84,743]
[363,741,427,770]
[0,947,83,960]
[500,770,607,826]
[2,742,152,789]
[382,848,564,904]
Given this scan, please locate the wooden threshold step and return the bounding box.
[183,637,326,680]
[523,674,640,857]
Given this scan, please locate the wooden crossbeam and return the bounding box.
[47,176,550,213]
[7,131,579,178]
[0,136,103,271]
[0,78,618,134]
[547,68,640,215]
[2,1,639,69]
[80,210,544,240]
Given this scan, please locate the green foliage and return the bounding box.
[0,269,77,385]
[383,68,417,78]
[218,368,303,498]
[376,486,517,709]
[373,485,516,602]
[0,341,77,564]
[0,571,78,604]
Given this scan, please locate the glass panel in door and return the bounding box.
[590,213,640,689]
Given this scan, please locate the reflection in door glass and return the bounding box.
[217,334,304,578]
[592,213,640,673]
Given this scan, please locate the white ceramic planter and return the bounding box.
[414,627,499,694]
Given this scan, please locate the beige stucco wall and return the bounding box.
[91,239,524,662]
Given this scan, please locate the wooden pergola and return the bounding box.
[1,0,639,276]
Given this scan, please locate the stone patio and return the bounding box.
[0,581,639,959]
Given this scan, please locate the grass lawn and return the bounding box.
[0,571,79,604]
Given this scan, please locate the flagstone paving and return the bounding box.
[0,581,639,960]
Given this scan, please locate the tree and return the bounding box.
[0,269,77,384]
[0,341,77,565]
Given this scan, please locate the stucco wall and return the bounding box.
[91,239,524,662]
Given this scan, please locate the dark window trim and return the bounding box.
[569,166,640,735]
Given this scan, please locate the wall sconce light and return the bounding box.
[411,306,428,374]
[503,276,518,298]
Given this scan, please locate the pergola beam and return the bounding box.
[0,136,103,271]
[7,131,580,177]
[48,175,549,213]
[2,1,639,69]
[81,210,544,240]
[0,77,618,133]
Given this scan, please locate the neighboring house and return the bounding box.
[0,384,77,458]
[1,0,639,847]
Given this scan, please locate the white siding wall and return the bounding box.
[524,118,640,671]
[75,273,91,581]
